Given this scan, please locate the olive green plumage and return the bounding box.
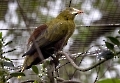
[21,7,83,72]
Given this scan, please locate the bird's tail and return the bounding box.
[17,55,31,79]
[20,56,29,72]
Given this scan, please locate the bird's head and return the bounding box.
[57,7,83,20]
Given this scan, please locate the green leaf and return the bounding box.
[118,30,120,34]
[3,57,12,62]
[116,36,120,38]
[32,65,39,74]
[33,80,39,83]
[0,72,4,76]
[0,32,2,39]
[105,41,114,50]
[0,69,8,75]
[43,60,50,68]
[0,42,2,49]
[4,41,13,46]
[0,33,2,48]
[10,72,25,77]
[97,78,120,83]
[107,36,120,46]
[116,51,120,55]
[2,48,16,54]
[3,61,14,67]
[0,69,5,76]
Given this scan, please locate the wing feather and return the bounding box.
[28,24,48,46]
[23,20,69,56]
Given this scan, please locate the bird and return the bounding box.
[21,7,83,72]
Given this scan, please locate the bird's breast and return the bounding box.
[45,20,75,42]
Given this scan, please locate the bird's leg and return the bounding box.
[51,55,59,67]
[46,47,60,67]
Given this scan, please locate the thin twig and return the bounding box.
[56,77,81,83]
[17,0,44,61]
[69,0,72,7]
[47,61,56,83]
[99,61,113,79]
[71,47,92,78]
[1,23,120,30]
[21,80,35,83]
[71,54,86,79]
[56,45,105,71]
[58,51,111,72]
[56,52,84,70]
[94,65,100,83]
[16,0,29,28]
[76,23,120,27]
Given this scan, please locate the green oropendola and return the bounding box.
[21,7,83,72]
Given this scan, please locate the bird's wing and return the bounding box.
[23,24,48,57]
[28,24,48,46]
[23,21,68,57]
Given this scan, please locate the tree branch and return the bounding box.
[58,51,111,72]
[21,80,34,83]
[56,77,81,83]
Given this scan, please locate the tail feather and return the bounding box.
[22,45,36,57]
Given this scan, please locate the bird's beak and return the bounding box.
[71,8,83,15]
[77,10,83,14]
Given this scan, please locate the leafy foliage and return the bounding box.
[0,32,17,82]
[118,30,120,34]
[33,80,39,83]
[32,65,39,74]
[105,41,114,51]
[97,78,120,83]
[97,50,114,60]
[10,72,25,77]
[107,36,120,46]
[105,30,120,54]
